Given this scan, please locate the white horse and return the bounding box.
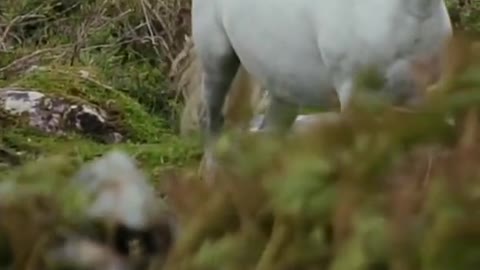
[192,0,453,170]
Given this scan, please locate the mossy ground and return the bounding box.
[0,0,199,178]
[0,62,201,177]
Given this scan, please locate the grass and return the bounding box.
[0,0,200,176]
[0,63,202,177]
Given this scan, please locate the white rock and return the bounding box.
[73,150,164,230]
[2,89,44,115]
[0,88,123,143]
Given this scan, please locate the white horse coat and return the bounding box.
[192,0,453,167]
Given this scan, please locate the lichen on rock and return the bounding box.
[1,87,123,143]
[0,65,201,174]
[3,65,172,142]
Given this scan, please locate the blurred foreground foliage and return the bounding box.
[158,35,480,270]
[447,0,480,32]
[2,33,480,269]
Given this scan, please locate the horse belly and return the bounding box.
[221,3,334,107]
[261,59,333,107]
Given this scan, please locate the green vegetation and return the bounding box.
[0,0,199,175]
[447,0,480,32]
[161,34,480,270]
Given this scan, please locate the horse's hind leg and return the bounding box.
[199,51,240,174]
[193,31,240,142]
[201,57,240,140]
[258,95,299,134]
[193,18,240,181]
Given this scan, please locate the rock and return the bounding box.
[0,87,123,143]
[73,150,164,230]
[41,151,177,269]
[72,150,177,260]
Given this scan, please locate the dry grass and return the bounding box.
[0,0,191,63]
[0,0,192,123]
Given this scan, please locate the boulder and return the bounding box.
[0,87,123,143]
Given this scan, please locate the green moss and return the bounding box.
[2,65,172,142]
[0,64,201,174]
[1,126,201,177]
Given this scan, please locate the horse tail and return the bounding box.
[175,37,265,136]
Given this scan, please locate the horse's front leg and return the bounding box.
[202,72,236,140]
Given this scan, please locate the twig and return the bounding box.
[423,151,433,188]
[0,14,45,48]
[140,0,162,58]
[256,217,290,270]
[0,46,70,73]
